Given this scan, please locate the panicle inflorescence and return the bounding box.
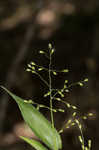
[26,43,93,150]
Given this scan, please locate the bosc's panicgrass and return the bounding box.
[1,43,94,150]
[26,43,93,150]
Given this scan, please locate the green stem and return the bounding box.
[49,49,54,128]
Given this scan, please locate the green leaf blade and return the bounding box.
[1,86,62,150]
[20,136,48,150]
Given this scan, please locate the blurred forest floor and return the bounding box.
[0,0,99,150]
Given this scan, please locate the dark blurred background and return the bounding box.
[0,0,99,150]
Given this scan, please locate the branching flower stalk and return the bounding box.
[75,119,85,150]
[26,43,93,150]
[1,43,94,150]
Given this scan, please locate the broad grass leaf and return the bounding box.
[20,136,48,150]
[1,86,62,150]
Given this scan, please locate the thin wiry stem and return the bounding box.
[36,72,49,88]
[44,52,50,59]
[48,45,58,150]
[49,49,54,128]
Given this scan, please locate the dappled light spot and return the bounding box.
[36,9,56,26]
[62,3,76,15]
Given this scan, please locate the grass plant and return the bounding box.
[1,44,93,150]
